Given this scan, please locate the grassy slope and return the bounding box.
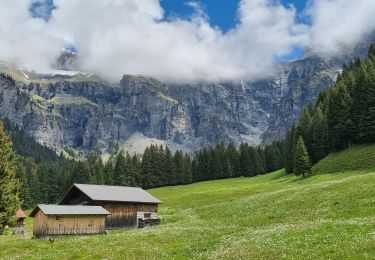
[313,144,375,174]
[1,146,375,259]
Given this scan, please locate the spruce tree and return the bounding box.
[102,158,114,185]
[191,156,199,182]
[182,153,193,184]
[284,125,297,174]
[294,137,311,178]
[0,121,20,233]
[209,146,223,179]
[141,147,154,188]
[174,150,185,184]
[226,142,240,177]
[131,155,142,186]
[71,161,91,185]
[16,159,32,209]
[326,82,354,149]
[311,106,329,162]
[164,147,176,185]
[239,143,251,177]
[298,107,313,155]
[113,150,128,186]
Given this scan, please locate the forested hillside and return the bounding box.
[1,117,71,209]
[284,44,375,173]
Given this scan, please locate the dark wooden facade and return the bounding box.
[60,185,159,229]
[101,203,157,229]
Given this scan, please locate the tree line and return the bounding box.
[10,139,285,211]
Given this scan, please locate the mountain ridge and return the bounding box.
[0,34,374,157]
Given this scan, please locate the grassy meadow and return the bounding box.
[1,145,375,259]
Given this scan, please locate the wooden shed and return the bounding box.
[59,184,161,229]
[14,209,27,227]
[29,204,110,237]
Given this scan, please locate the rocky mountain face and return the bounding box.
[0,36,374,157]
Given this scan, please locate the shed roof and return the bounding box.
[16,209,27,218]
[61,184,161,204]
[29,204,110,217]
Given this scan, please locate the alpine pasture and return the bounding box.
[1,145,375,259]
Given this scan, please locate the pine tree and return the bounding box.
[131,155,142,186]
[19,157,39,208]
[294,137,311,178]
[265,142,283,172]
[95,157,105,185]
[326,82,354,149]
[209,146,223,179]
[153,145,164,187]
[239,143,251,177]
[174,150,185,184]
[357,60,375,142]
[125,152,136,186]
[43,164,62,203]
[255,147,266,175]
[311,106,329,162]
[71,161,91,184]
[141,147,154,188]
[102,158,114,185]
[201,148,211,181]
[298,107,313,155]
[226,142,240,177]
[0,121,20,233]
[247,146,258,176]
[182,153,192,184]
[284,124,297,174]
[164,147,176,185]
[113,150,128,186]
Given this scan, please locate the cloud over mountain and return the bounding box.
[0,0,374,82]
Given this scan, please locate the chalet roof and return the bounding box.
[63,184,161,204]
[29,204,110,217]
[16,209,27,218]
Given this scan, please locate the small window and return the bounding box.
[144,213,151,218]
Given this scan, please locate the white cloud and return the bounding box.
[0,0,65,71]
[47,0,306,82]
[307,0,375,55]
[0,0,374,82]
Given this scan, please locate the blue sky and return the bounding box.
[31,0,309,31]
[160,0,309,61]
[29,0,309,60]
[161,0,309,32]
[29,0,55,21]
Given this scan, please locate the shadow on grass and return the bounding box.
[268,170,298,184]
[270,176,296,184]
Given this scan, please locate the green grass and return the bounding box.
[49,94,97,106]
[312,144,375,174]
[1,146,375,259]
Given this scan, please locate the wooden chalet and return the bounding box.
[29,204,110,237]
[59,184,161,229]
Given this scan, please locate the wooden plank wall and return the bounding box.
[33,210,48,236]
[45,215,105,235]
[33,211,106,236]
[102,203,157,229]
